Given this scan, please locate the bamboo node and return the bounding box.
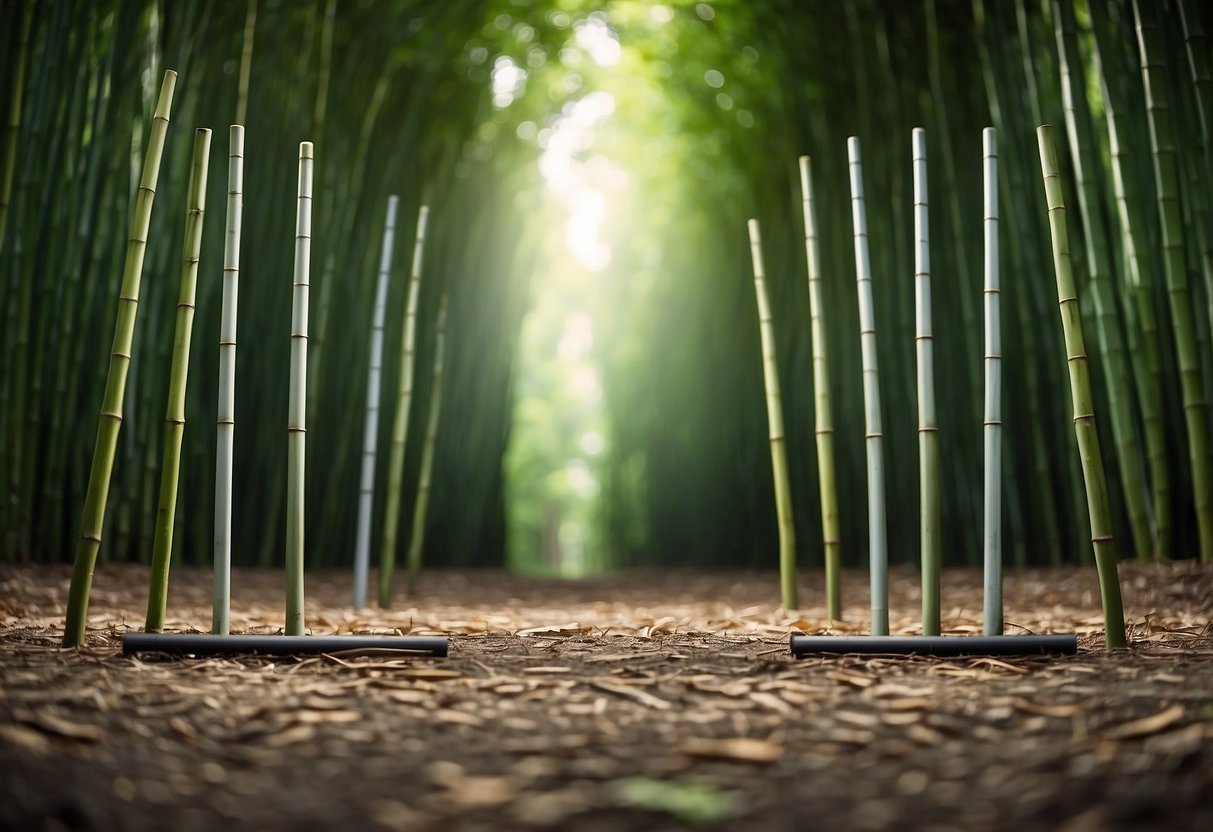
[217,419,234,426]
[1091,533,1115,544]
[287,427,307,433]
[983,419,1002,427]
[918,426,939,433]
[99,410,123,422]
[814,427,835,436]
[864,432,884,439]
[81,533,102,544]
[165,417,185,426]
[219,339,237,346]
[1066,354,1088,362]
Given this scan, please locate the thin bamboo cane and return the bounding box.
[235,0,256,126]
[405,294,449,596]
[286,140,313,635]
[63,69,176,647]
[1134,0,1213,562]
[353,195,398,608]
[982,127,1002,636]
[797,156,840,620]
[1037,125,1127,648]
[747,219,798,610]
[213,124,244,635]
[145,128,211,632]
[847,137,888,636]
[379,205,428,608]
[0,0,32,256]
[911,130,940,636]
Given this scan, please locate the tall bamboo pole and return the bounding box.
[912,130,940,636]
[406,295,448,596]
[982,127,1002,636]
[353,195,398,608]
[797,156,840,620]
[63,70,176,647]
[0,0,32,255]
[145,128,211,632]
[379,205,428,608]
[213,125,244,635]
[1134,0,1212,562]
[847,137,888,636]
[286,141,313,635]
[1037,126,1127,648]
[235,0,256,126]
[747,219,797,610]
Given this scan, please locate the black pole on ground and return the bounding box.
[790,634,1077,657]
[122,633,449,657]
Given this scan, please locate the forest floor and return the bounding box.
[1,561,1211,831]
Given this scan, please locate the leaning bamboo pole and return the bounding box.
[379,205,428,608]
[847,137,888,636]
[405,294,449,596]
[213,125,244,635]
[982,127,1002,636]
[911,129,940,636]
[1037,126,1127,648]
[353,195,398,608]
[285,141,313,635]
[145,128,212,632]
[747,219,797,610]
[797,157,840,620]
[63,70,176,648]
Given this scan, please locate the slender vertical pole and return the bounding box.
[982,127,1002,636]
[747,219,798,610]
[912,129,940,636]
[286,141,313,635]
[213,125,244,635]
[406,295,449,595]
[847,137,888,636]
[797,157,840,620]
[353,195,398,607]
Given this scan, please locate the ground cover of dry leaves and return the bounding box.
[1,561,1211,831]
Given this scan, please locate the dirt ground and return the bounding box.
[1,561,1211,831]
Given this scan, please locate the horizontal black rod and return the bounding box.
[790,634,1077,657]
[123,633,449,657]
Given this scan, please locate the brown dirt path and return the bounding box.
[1,563,1211,831]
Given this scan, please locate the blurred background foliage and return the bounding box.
[1,0,1210,582]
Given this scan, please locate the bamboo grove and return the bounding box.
[0,0,1210,614]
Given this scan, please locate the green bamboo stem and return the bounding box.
[354,195,398,608]
[847,137,888,636]
[1135,0,1213,562]
[797,156,840,620]
[235,0,256,125]
[405,294,449,596]
[911,130,940,636]
[63,69,176,647]
[982,127,1002,636]
[0,0,32,255]
[379,204,428,608]
[747,218,798,611]
[145,127,211,632]
[1037,125,1127,648]
[286,140,313,635]
[213,124,244,635]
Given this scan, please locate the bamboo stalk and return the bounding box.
[286,140,313,635]
[235,0,256,126]
[847,137,888,636]
[405,294,449,596]
[911,129,940,636]
[213,125,244,635]
[63,69,176,647]
[379,204,428,608]
[982,127,1002,636]
[145,128,211,632]
[353,195,398,608]
[797,156,840,620]
[747,219,797,610]
[1037,125,1127,648]
[0,0,32,255]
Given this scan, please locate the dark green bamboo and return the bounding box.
[405,295,449,596]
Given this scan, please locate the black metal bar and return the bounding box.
[122,633,449,657]
[790,633,1077,657]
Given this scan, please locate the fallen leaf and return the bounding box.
[25,713,104,742]
[1104,705,1185,740]
[591,681,672,710]
[683,737,783,764]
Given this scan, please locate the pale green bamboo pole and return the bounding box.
[353,195,398,608]
[379,204,428,608]
[405,294,448,596]
[286,141,313,635]
[0,0,32,255]
[797,156,840,620]
[911,129,940,636]
[847,137,888,636]
[213,125,244,635]
[982,127,1002,636]
[747,219,797,610]
[145,128,211,631]
[1038,126,1127,648]
[63,70,176,647]
[1135,0,1213,562]
[235,0,256,126]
